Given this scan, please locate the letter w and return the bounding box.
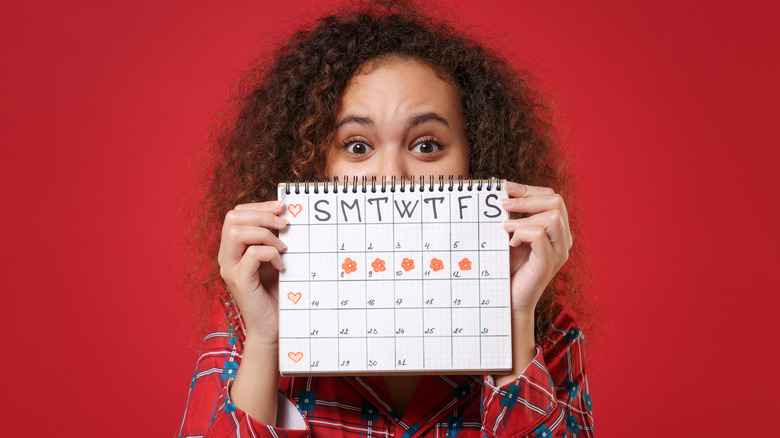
[394,200,419,218]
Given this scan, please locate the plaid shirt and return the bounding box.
[177,302,593,437]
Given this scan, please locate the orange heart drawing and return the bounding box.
[288,204,302,218]
[288,352,303,363]
[287,292,302,304]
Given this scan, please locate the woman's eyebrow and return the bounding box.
[335,115,374,129]
[406,112,450,128]
[334,112,450,129]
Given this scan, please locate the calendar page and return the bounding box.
[277,177,511,375]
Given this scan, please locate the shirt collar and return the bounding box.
[343,374,482,437]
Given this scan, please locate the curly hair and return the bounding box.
[188,0,591,345]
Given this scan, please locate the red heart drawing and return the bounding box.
[287,292,302,304]
[288,204,302,218]
[288,352,303,363]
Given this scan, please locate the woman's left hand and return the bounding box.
[501,181,573,317]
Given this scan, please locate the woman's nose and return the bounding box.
[372,149,409,178]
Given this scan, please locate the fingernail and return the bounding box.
[274,216,288,226]
[271,201,283,210]
[501,198,513,207]
[503,220,517,231]
[279,242,288,252]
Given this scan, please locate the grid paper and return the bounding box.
[277,179,511,375]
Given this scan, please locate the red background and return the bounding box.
[2,0,778,436]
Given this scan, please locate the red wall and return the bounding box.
[2,0,778,436]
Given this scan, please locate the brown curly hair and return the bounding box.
[188,0,591,345]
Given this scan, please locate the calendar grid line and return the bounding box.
[282,249,507,254]
[449,191,454,368]
[284,221,503,225]
[280,278,510,283]
[279,277,511,283]
[364,194,368,370]
[391,192,397,370]
[420,192,425,369]
[477,192,482,368]
[335,193,340,371]
[308,195,311,371]
[281,305,509,311]
[282,335,510,339]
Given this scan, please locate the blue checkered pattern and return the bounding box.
[298,390,317,413]
[361,401,379,422]
[500,383,522,408]
[584,392,593,411]
[401,423,420,438]
[566,414,580,435]
[534,424,553,437]
[220,361,238,380]
[453,382,472,400]
[447,414,463,437]
[564,381,579,398]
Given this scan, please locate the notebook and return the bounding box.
[277,176,511,375]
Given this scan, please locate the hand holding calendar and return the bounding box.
[217,179,572,376]
[501,181,573,316]
[218,200,289,344]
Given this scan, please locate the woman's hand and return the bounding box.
[219,201,289,425]
[502,182,573,316]
[218,201,289,345]
[493,182,572,386]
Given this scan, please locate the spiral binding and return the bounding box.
[282,176,503,195]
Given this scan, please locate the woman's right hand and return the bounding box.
[219,201,288,424]
[218,201,288,346]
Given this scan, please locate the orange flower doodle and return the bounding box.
[342,257,357,274]
[401,257,415,272]
[458,258,472,271]
[371,258,386,272]
[430,258,444,272]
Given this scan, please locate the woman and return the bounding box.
[179,1,593,436]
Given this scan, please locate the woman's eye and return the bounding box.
[345,141,373,155]
[411,141,441,154]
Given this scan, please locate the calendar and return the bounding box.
[277,176,511,375]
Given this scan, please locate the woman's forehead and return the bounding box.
[338,58,463,121]
[351,55,455,87]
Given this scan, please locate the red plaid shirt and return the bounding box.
[177,302,593,437]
